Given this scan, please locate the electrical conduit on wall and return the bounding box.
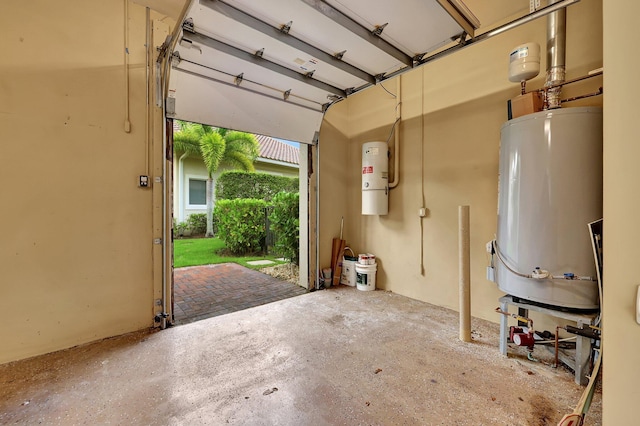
[389,76,401,189]
[420,68,426,275]
[123,0,131,133]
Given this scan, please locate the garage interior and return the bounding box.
[0,0,637,425]
[0,289,600,425]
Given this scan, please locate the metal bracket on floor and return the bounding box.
[154,312,168,323]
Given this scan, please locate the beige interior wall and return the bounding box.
[318,101,351,272]
[0,0,172,363]
[320,0,603,326]
[602,1,640,422]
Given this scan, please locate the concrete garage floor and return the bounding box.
[0,287,601,425]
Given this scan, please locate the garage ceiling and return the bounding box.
[165,0,579,143]
[167,0,480,143]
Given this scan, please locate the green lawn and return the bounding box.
[173,237,286,269]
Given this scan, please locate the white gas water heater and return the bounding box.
[362,141,388,215]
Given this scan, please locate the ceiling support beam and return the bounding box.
[299,0,414,67]
[348,0,581,96]
[201,0,376,85]
[417,0,581,68]
[435,0,477,37]
[460,0,579,46]
[183,30,347,97]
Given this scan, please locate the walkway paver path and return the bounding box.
[173,263,307,324]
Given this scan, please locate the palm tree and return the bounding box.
[174,121,259,237]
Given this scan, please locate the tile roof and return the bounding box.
[255,134,299,165]
[173,122,299,165]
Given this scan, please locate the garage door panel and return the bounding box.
[169,0,481,141]
[323,0,468,56]
[170,68,323,144]
[186,8,370,90]
[175,42,339,105]
[219,0,406,74]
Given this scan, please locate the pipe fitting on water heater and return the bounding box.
[362,141,388,215]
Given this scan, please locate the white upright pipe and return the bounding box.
[145,6,151,175]
[315,137,321,290]
[123,0,131,133]
[389,76,401,189]
[459,205,471,342]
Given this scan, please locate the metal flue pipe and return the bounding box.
[545,0,567,109]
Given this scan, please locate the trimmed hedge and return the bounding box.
[214,199,267,254]
[269,192,300,264]
[173,219,189,238]
[173,214,208,238]
[216,171,298,201]
[186,213,207,235]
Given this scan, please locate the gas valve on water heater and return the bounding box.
[362,141,388,215]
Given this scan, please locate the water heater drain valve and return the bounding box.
[531,267,549,279]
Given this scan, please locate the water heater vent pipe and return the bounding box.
[544,0,566,109]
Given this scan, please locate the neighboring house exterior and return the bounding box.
[173,129,300,223]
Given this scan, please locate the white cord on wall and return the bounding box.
[420,68,425,276]
[123,0,131,133]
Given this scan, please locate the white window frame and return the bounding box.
[185,174,208,209]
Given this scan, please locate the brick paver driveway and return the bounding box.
[173,263,307,324]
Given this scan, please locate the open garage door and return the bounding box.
[134,0,581,317]
[166,0,480,144]
[162,0,481,295]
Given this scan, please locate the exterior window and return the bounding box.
[188,179,206,206]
